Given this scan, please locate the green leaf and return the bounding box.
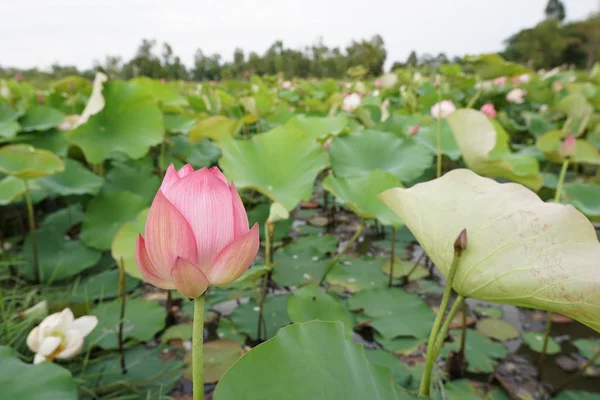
[284,113,348,140]
[348,287,434,340]
[90,297,166,349]
[184,340,244,383]
[287,284,353,332]
[21,130,70,157]
[522,332,561,354]
[66,81,164,163]
[379,169,600,333]
[572,338,600,365]
[38,158,104,195]
[557,94,593,135]
[554,392,600,400]
[170,135,221,168]
[436,380,511,400]
[57,269,139,303]
[103,158,160,203]
[476,318,520,341]
[189,116,241,142]
[247,203,293,242]
[230,295,290,341]
[80,190,148,250]
[326,257,388,292]
[447,109,542,191]
[464,53,531,79]
[328,130,432,183]
[382,258,429,282]
[219,126,329,211]
[0,103,21,138]
[0,144,64,179]
[564,183,600,218]
[19,105,65,132]
[0,346,77,400]
[213,321,412,400]
[0,176,47,205]
[364,349,412,387]
[160,323,193,343]
[413,121,462,161]
[439,329,508,373]
[474,305,504,319]
[322,171,404,227]
[217,318,246,343]
[130,77,188,107]
[164,112,197,134]
[111,208,149,280]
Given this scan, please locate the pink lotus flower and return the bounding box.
[506,88,527,104]
[342,93,361,112]
[559,134,577,158]
[480,103,497,119]
[408,124,420,136]
[136,165,260,298]
[374,78,383,88]
[430,100,456,119]
[494,76,507,87]
[518,73,530,83]
[552,81,564,92]
[281,80,293,90]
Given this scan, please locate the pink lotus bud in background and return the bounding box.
[480,103,497,119]
[506,88,527,104]
[494,76,507,87]
[552,81,564,92]
[518,74,531,83]
[281,80,293,90]
[430,100,456,119]
[136,165,260,298]
[374,78,383,88]
[342,93,361,112]
[559,134,577,159]
[408,124,420,136]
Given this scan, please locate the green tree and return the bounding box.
[345,35,387,77]
[406,50,418,67]
[545,0,566,21]
[566,13,600,69]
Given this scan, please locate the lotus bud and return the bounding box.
[408,124,420,136]
[281,80,293,90]
[374,78,383,88]
[135,165,260,298]
[559,134,577,159]
[494,76,507,87]
[553,81,564,92]
[26,308,97,364]
[506,88,526,104]
[519,73,531,83]
[342,93,361,112]
[430,100,456,120]
[480,103,497,119]
[454,228,468,255]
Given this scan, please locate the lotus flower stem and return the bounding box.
[257,221,274,340]
[403,252,427,286]
[466,86,482,109]
[388,226,396,288]
[554,159,569,204]
[23,180,40,284]
[459,302,468,360]
[552,348,600,395]
[319,219,364,285]
[432,296,465,358]
[419,245,464,397]
[117,258,127,375]
[435,97,443,178]
[192,295,205,400]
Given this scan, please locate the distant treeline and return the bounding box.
[1,0,598,82]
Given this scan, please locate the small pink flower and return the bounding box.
[281,80,293,90]
[480,103,497,119]
[408,124,420,136]
[494,76,507,87]
[506,88,527,104]
[374,78,383,88]
[136,165,260,298]
[430,100,456,119]
[342,93,361,112]
[519,74,531,83]
[559,134,577,158]
[553,81,564,92]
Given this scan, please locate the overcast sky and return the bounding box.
[2,0,599,71]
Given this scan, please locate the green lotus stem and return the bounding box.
[555,159,569,204]
[552,348,600,395]
[256,220,274,340]
[192,295,205,400]
[432,295,465,358]
[117,258,127,375]
[459,302,468,361]
[23,180,40,284]
[388,226,396,288]
[466,88,482,109]
[403,252,426,286]
[320,219,364,285]
[419,251,463,397]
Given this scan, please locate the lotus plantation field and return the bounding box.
[1,54,600,400]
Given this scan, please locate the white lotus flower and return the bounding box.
[342,93,361,112]
[430,100,456,120]
[518,73,531,83]
[27,308,98,364]
[506,88,527,104]
[281,80,293,90]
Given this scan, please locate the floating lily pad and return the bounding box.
[111,208,149,280]
[38,158,103,195]
[0,346,77,400]
[160,323,193,343]
[230,295,290,341]
[477,318,520,341]
[326,257,388,292]
[189,116,241,142]
[439,329,508,373]
[382,258,429,282]
[219,126,329,210]
[0,144,64,179]
[522,332,561,354]
[90,297,166,349]
[19,105,65,132]
[184,340,244,383]
[364,349,412,387]
[474,305,504,319]
[214,321,412,400]
[287,284,353,332]
[56,269,139,303]
[217,318,246,343]
[572,339,600,365]
[375,334,427,355]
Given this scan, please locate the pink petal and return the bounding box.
[145,191,198,273]
[178,164,195,178]
[164,169,234,269]
[160,164,180,193]
[135,235,176,290]
[230,183,249,236]
[208,223,260,286]
[208,166,228,184]
[171,257,210,298]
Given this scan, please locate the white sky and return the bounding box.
[2,0,599,71]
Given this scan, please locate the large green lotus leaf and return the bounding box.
[189,116,241,142]
[326,257,388,292]
[80,190,148,250]
[213,321,411,400]
[0,144,64,179]
[0,103,21,138]
[103,157,160,203]
[66,81,164,163]
[0,346,77,400]
[38,158,103,195]
[328,130,432,183]
[111,208,149,280]
[412,122,462,161]
[284,113,348,141]
[447,109,542,191]
[557,94,593,134]
[19,105,65,132]
[322,170,404,227]
[379,169,600,333]
[219,126,329,211]
[20,130,70,157]
[464,53,531,79]
[89,297,166,349]
[50,269,139,303]
[130,77,187,107]
[164,112,197,134]
[287,284,354,332]
[564,183,600,218]
[439,330,508,373]
[170,135,221,168]
[0,176,48,205]
[537,130,600,165]
[230,295,290,341]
